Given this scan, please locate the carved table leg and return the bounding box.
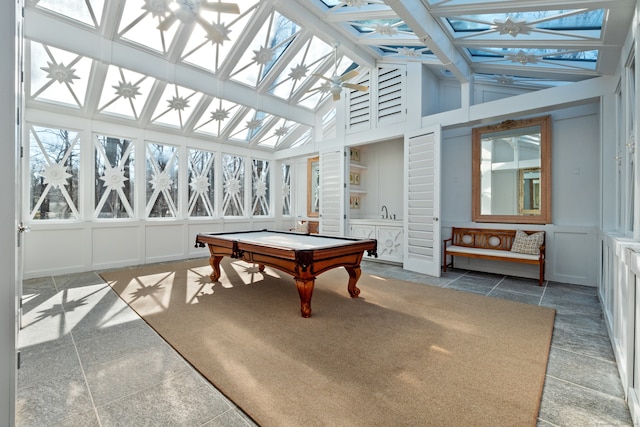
[345,266,362,298]
[209,255,224,281]
[295,278,315,318]
[258,264,265,273]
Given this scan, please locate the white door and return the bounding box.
[319,150,344,236]
[403,126,441,276]
[3,0,22,424]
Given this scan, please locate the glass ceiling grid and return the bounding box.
[25,0,631,151]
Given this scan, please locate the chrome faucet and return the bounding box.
[381,205,389,219]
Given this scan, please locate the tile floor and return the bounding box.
[17,259,633,427]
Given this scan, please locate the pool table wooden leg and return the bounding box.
[209,255,224,281]
[295,278,315,318]
[345,266,361,298]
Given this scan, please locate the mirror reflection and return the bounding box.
[472,116,551,224]
[520,167,541,214]
[307,157,319,217]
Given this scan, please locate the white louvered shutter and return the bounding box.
[376,65,405,127]
[320,151,344,236]
[403,127,441,276]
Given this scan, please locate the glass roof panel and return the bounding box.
[447,9,603,35]
[289,128,312,149]
[35,0,104,27]
[226,108,267,143]
[349,19,413,35]
[319,0,388,9]
[377,45,434,58]
[256,118,299,148]
[268,37,334,101]
[150,83,204,129]
[98,65,154,120]
[119,0,179,54]
[29,42,91,109]
[192,98,243,138]
[229,10,301,87]
[181,4,258,73]
[469,48,598,61]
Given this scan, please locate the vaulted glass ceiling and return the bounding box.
[24,0,633,152]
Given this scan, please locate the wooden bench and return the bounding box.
[443,227,546,286]
[291,220,319,234]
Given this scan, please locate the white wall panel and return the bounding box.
[551,228,598,283]
[24,227,87,276]
[145,224,185,262]
[92,226,141,267]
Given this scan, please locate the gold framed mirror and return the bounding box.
[472,116,551,224]
[307,156,319,217]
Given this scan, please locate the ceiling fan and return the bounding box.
[313,41,368,101]
[157,1,240,42]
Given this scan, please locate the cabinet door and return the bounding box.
[351,225,376,259]
[377,226,403,262]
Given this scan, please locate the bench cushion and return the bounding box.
[511,230,544,255]
[447,245,540,261]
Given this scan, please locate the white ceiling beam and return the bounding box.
[276,0,378,68]
[383,0,472,83]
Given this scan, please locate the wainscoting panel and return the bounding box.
[550,227,598,285]
[92,225,141,267]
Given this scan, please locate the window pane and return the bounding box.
[29,125,80,220]
[95,135,135,219]
[222,154,245,216]
[146,143,179,218]
[251,159,270,216]
[188,149,215,217]
[282,163,291,216]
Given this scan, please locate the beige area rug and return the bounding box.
[101,258,556,427]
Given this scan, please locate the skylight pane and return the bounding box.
[36,0,104,27]
[119,0,179,54]
[447,10,603,34]
[181,4,257,73]
[230,10,301,87]
[29,42,91,109]
[268,37,333,100]
[350,19,413,34]
[151,84,203,129]
[98,66,153,120]
[469,48,598,62]
[193,99,242,137]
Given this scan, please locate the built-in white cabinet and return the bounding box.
[601,233,640,423]
[350,220,403,264]
[348,147,367,213]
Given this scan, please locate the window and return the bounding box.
[188,148,215,217]
[95,134,135,219]
[222,154,245,216]
[29,125,80,220]
[146,142,178,218]
[282,163,291,216]
[251,159,270,216]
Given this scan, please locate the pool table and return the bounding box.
[195,230,378,318]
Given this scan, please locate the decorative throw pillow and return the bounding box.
[511,230,544,255]
[295,221,309,233]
